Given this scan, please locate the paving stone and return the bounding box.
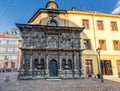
[0,72,120,91]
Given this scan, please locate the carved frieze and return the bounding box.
[21,29,80,50]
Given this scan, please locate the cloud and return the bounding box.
[116,0,120,7]
[112,0,120,14]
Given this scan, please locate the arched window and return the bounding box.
[34,59,39,69]
[68,59,72,70]
[62,59,66,70]
[47,19,58,26]
[34,59,46,70]
[40,59,45,70]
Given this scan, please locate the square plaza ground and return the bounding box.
[0,72,120,91]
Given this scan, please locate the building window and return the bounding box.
[11,56,18,60]
[113,40,120,50]
[111,22,118,31]
[40,59,45,70]
[0,56,4,60]
[5,56,9,60]
[47,18,58,26]
[34,59,45,70]
[85,59,93,74]
[99,40,106,50]
[6,48,8,52]
[34,59,39,70]
[62,59,66,70]
[82,19,89,29]
[97,20,104,30]
[83,39,91,49]
[68,59,72,70]
[6,40,9,44]
[11,62,15,68]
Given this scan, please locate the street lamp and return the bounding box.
[96,47,104,82]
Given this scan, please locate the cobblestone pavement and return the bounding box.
[0,72,120,91]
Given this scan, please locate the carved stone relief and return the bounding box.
[22,30,80,50]
[47,35,58,48]
[48,54,58,61]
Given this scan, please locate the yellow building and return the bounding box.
[18,0,120,78]
[67,11,120,77]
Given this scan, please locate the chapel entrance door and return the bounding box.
[49,59,58,77]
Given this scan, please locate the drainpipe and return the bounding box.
[92,12,100,76]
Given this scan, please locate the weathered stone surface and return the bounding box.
[18,25,83,78]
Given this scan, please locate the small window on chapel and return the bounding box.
[111,22,118,31]
[47,19,58,26]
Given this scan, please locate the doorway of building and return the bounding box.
[103,60,113,75]
[117,60,120,75]
[49,59,58,77]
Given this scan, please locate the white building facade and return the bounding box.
[0,30,21,71]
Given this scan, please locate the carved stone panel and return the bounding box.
[47,35,58,48]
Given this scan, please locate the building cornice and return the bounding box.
[67,10,120,18]
[16,23,84,33]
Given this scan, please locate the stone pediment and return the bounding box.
[28,9,68,27]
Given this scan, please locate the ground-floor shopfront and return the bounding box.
[101,55,120,78]
[81,54,120,78]
[0,60,18,72]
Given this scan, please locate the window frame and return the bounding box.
[82,19,90,29]
[97,20,104,30]
[83,39,91,50]
[99,39,107,50]
[111,21,118,31]
[85,59,93,74]
[113,40,120,50]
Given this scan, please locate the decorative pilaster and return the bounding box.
[30,50,33,76]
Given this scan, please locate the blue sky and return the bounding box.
[0,0,119,33]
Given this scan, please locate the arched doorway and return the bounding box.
[49,59,58,77]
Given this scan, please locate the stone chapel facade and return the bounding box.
[17,1,84,79]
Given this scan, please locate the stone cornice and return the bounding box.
[16,24,84,33]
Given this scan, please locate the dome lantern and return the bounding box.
[46,0,59,9]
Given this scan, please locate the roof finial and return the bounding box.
[50,0,54,1]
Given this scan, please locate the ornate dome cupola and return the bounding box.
[46,0,59,9]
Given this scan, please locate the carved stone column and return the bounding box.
[30,50,33,76]
[74,55,77,70]
[45,53,49,77]
[59,56,62,70]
